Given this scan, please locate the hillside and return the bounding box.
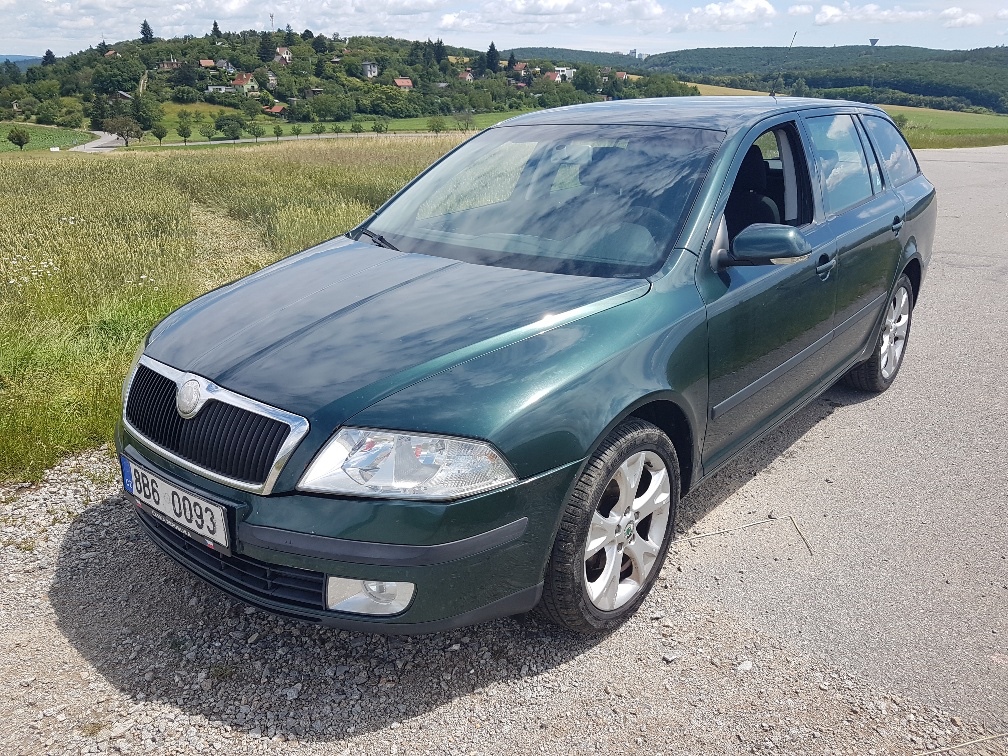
[504,47,646,71]
[1,55,42,70]
[501,44,1008,113]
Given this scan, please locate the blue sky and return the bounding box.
[1,0,1006,58]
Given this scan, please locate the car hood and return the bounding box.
[145,237,649,420]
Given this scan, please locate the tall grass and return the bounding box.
[0,135,462,482]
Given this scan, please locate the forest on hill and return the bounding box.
[508,44,1008,113]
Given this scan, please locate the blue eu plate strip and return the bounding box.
[120,455,134,495]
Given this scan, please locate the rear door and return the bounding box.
[800,112,904,365]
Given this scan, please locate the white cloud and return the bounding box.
[788,4,814,13]
[940,6,983,26]
[814,2,931,25]
[676,0,777,31]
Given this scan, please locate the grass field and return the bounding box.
[0,136,463,482]
[0,122,94,153]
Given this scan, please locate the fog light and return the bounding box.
[325,576,415,616]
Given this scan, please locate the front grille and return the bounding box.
[126,364,290,486]
[137,506,326,613]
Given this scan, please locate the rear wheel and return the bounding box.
[538,418,679,634]
[844,273,914,393]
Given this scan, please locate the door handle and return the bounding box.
[816,256,837,278]
[892,216,904,235]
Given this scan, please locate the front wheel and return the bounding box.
[537,418,680,634]
[844,273,914,393]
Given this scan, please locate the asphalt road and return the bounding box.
[674,144,1008,724]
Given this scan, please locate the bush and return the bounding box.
[172,86,200,104]
[427,115,446,133]
[371,116,389,134]
[350,120,363,133]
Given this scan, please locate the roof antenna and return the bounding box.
[770,31,797,98]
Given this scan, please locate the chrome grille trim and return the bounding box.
[123,354,310,495]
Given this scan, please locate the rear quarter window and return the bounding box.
[863,115,920,188]
[805,114,873,215]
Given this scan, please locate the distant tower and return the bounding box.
[270,13,274,31]
[869,38,879,46]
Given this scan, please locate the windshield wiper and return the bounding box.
[358,228,399,251]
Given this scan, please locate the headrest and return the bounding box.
[736,144,767,193]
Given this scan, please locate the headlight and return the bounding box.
[298,427,517,500]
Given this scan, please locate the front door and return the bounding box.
[698,120,838,473]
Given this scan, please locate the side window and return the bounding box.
[855,118,884,194]
[863,115,920,187]
[805,114,874,215]
[723,122,812,241]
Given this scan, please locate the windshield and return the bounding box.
[365,124,724,278]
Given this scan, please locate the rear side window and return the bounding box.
[863,115,920,187]
[805,114,873,215]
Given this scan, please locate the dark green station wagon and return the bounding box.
[117,97,936,634]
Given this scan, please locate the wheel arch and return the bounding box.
[902,254,922,305]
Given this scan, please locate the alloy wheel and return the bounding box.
[583,451,672,611]
[880,285,911,380]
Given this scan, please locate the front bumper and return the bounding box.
[116,423,580,633]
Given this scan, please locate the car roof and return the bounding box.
[495,96,887,133]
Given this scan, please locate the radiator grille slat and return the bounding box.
[125,364,291,486]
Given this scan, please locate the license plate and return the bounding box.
[121,456,229,549]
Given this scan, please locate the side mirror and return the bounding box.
[716,224,813,268]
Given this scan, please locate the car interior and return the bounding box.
[723,124,814,246]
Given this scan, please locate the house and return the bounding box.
[458,69,473,82]
[513,62,527,72]
[436,82,449,89]
[232,73,259,96]
[303,87,324,99]
[362,61,379,78]
[393,77,413,90]
[555,66,576,81]
[112,90,133,101]
[612,71,628,82]
[158,57,182,71]
[544,71,560,82]
[199,59,215,69]
[275,47,292,64]
[104,49,120,59]
[266,70,278,89]
[11,100,19,112]
[206,85,236,94]
[511,81,527,89]
[329,56,342,64]
[214,59,235,74]
[263,103,287,117]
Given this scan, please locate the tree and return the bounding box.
[454,109,474,131]
[290,123,302,137]
[284,25,296,47]
[211,20,222,38]
[273,123,283,140]
[433,38,446,64]
[199,122,216,142]
[104,116,143,146]
[300,29,314,40]
[258,31,275,63]
[427,115,446,133]
[330,122,343,134]
[41,50,56,67]
[223,121,242,142]
[130,94,163,130]
[371,116,389,133]
[247,122,266,142]
[572,64,600,95]
[507,52,516,71]
[310,121,325,135]
[176,122,192,145]
[486,42,500,73]
[312,35,328,54]
[349,120,362,133]
[6,126,29,150]
[150,123,168,145]
[140,19,154,44]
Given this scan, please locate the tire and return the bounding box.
[537,418,680,634]
[843,273,914,393]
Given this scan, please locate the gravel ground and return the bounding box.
[2,147,1006,756]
